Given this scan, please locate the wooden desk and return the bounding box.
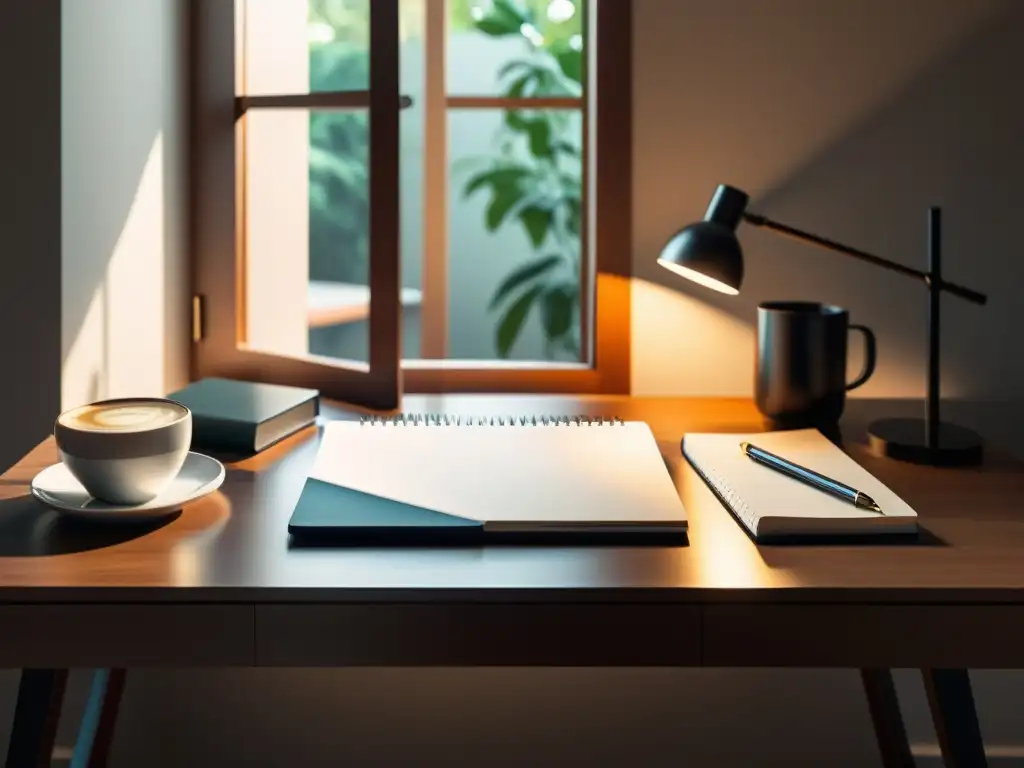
[2,396,1022,767]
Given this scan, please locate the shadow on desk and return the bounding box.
[288,531,691,549]
[756,528,948,548]
[0,495,177,556]
[197,424,323,475]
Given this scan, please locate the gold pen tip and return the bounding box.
[739,441,750,453]
[860,499,884,518]
[857,493,883,514]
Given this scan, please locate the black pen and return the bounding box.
[740,441,884,514]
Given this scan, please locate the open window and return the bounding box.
[191,0,631,409]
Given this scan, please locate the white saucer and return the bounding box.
[30,452,226,522]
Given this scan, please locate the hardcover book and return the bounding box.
[168,378,319,454]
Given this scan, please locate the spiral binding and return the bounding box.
[359,414,625,426]
[689,460,754,528]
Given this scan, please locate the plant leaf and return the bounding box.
[527,119,552,158]
[485,182,527,231]
[552,140,580,157]
[308,145,368,188]
[495,0,531,25]
[498,61,555,96]
[497,59,533,80]
[564,197,582,236]
[554,46,583,84]
[489,254,561,310]
[474,0,528,36]
[519,204,553,248]
[505,110,529,133]
[496,285,543,358]
[541,284,575,339]
[505,72,533,98]
[475,17,519,36]
[463,166,530,199]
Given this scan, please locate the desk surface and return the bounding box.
[1,395,1022,604]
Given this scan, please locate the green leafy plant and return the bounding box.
[460,0,584,359]
[306,0,583,358]
[308,0,371,284]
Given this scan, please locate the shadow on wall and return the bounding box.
[633,0,1023,400]
[1,3,61,475]
[61,0,188,411]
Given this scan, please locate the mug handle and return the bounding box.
[846,324,877,390]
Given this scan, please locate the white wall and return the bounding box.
[632,0,1024,401]
[61,0,189,409]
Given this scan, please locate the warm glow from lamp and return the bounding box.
[657,259,740,296]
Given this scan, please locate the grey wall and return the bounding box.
[0,1,62,474]
[632,0,1024,399]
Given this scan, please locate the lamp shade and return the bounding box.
[657,184,749,295]
[657,223,744,295]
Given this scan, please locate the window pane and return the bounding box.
[446,107,584,362]
[398,2,426,358]
[243,3,425,365]
[237,0,424,96]
[447,0,584,97]
[244,108,370,364]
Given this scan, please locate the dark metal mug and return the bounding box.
[756,301,876,427]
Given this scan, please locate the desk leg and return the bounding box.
[860,669,915,768]
[922,669,987,768]
[5,669,68,768]
[70,669,126,768]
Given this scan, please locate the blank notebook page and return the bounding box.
[683,429,918,538]
[310,421,687,530]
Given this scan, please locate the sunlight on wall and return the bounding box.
[629,277,957,399]
[61,0,188,411]
[62,134,167,409]
[62,285,106,408]
[629,278,952,399]
[630,279,755,397]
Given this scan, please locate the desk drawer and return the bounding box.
[256,603,700,667]
[703,604,1024,668]
[0,604,254,667]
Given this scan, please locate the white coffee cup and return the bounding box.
[53,397,192,505]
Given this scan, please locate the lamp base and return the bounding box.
[867,417,983,467]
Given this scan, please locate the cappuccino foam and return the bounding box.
[59,400,186,433]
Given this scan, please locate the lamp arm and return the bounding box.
[743,212,987,305]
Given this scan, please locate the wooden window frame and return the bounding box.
[189,0,631,404]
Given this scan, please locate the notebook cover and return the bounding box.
[287,418,689,547]
[287,478,687,546]
[168,377,319,454]
[682,430,918,543]
[288,478,483,545]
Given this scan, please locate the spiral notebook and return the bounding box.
[682,429,918,541]
[287,416,688,544]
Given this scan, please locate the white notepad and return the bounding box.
[310,418,687,533]
[683,429,918,539]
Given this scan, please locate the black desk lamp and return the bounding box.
[658,184,988,466]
